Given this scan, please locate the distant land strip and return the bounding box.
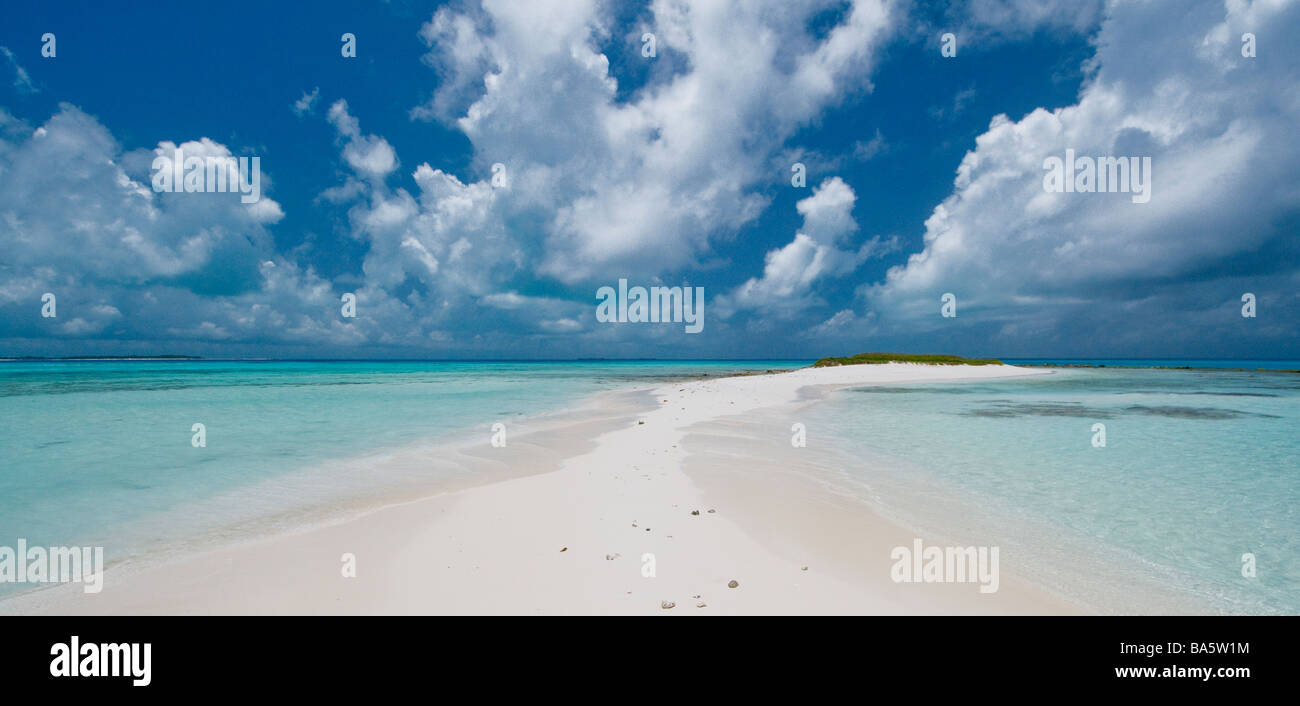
[812,353,1004,367]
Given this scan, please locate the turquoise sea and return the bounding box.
[1005,359,1300,370]
[805,366,1299,614]
[1,359,1296,613]
[0,359,803,596]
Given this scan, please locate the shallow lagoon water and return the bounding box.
[806,367,1299,614]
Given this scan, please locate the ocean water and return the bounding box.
[805,367,1300,614]
[1005,359,1300,370]
[0,359,806,596]
[5,360,1296,613]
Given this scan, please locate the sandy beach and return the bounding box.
[1,363,1084,615]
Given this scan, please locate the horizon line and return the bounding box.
[3,356,1300,363]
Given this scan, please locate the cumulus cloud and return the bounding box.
[0,106,282,289]
[314,98,533,341]
[284,0,906,352]
[12,0,1285,359]
[0,106,376,352]
[411,0,897,283]
[328,100,398,178]
[0,0,914,357]
[862,0,1300,354]
[717,177,898,319]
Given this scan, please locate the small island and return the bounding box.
[813,352,1004,367]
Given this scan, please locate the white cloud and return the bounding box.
[317,104,525,326]
[27,0,1279,358]
[411,0,898,283]
[807,308,861,338]
[961,0,1105,39]
[328,100,398,178]
[539,317,582,333]
[0,107,282,285]
[716,177,896,318]
[864,0,1300,341]
[293,87,320,116]
[0,106,377,351]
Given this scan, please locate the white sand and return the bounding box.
[1,363,1083,615]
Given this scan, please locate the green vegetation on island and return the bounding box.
[812,353,1004,367]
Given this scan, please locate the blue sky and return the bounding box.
[0,0,1296,359]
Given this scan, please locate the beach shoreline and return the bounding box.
[1,363,1083,615]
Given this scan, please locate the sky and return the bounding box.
[0,0,1296,360]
